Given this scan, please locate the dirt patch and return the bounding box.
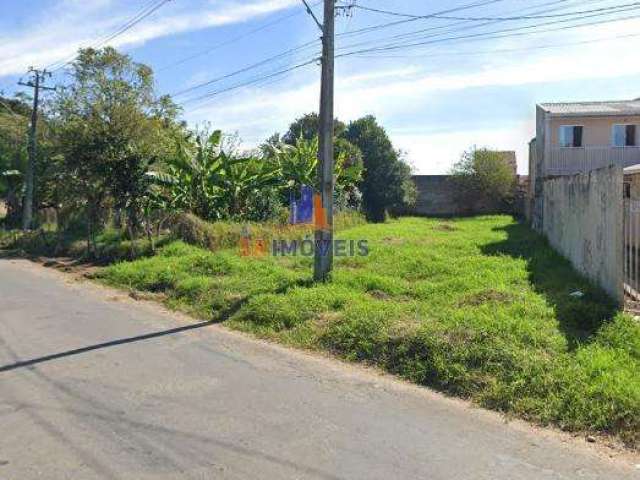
[382,236,404,245]
[128,290,167,302]
[368,289,391,300]
[458,289,514,307]
[38,256,100,276]
[312,311,342,335]
[435,223,457,232]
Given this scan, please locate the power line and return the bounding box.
[336,0,508,38]
[171,0,576,106]
[158,1,321,72]
[167,0,640,110]
[346,31,640,59]
[301,0,323,31]
[171,40,320,98]
[46,0,172,73]
[348,1,640,21]
[336,7,640,58]
[335,0,621,52]
[182,58,318,107]
[91,0,172,49]
[336,0,602,50]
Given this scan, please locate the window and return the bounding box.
[624,182,631,198]
[559,125,583,147]
[612,124,637,147]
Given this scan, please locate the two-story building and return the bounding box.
[529,99,640,229]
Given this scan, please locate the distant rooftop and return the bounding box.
[624,164,640,174]
[539,100,640,117]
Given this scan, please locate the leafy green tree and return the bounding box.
[282,113,347,145]
[0,95,30,226]
[279,112,362,171]
[51,47,179,252]
[345,115,415,222]
[451,147,516,208]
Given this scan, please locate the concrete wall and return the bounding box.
[532,106,548,232]
[542,166,623,303]
[525,138,536,223]
[411,151,523,216]
[411,175,508,216]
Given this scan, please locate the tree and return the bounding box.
[51,47,179,253]
[450,147,516,210]
[345,115,415,222]
[280,112,361,170]
[282,113,346,145]
[0,95,30,226]
[267,136,362,209]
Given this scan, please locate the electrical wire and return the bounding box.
[346,31,640,59]
[171,40,320,98]
[164,0,640,108]
[335,0,620,53]
[336,0,577,52]
[337,0,508,38]
[348,1,637,21]
[170,0,512,101]
[158,1,322,72]
[45,0,172,73]
[336,8,640,58]
[181,58,318,107]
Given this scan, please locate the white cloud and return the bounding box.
[6,1,640,175]
[185,15,640,173]
[0,0,299,77]
[393,123,534,175]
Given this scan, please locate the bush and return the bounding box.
[169,211,366,253]
[450,147,517,212]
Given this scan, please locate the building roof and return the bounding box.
[624,164,640,174]
[539,100,640,117]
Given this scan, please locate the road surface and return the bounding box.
[0,258,637,479]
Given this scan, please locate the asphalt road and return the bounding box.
[0,258,638,480]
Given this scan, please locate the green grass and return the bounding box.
[95,216,640,447]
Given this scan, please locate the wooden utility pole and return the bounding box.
[313,0,335,282]
[18,68,54,231]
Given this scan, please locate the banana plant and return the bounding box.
[268,136,363,196]
[148,130,285,221]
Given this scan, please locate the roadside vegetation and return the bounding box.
[1,48,414,244]
[95,215,640,448]
[2,45,635,450]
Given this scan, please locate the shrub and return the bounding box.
[450,147,517,212]
[169,211,366,253]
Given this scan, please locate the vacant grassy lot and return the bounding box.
[96,216,640,447]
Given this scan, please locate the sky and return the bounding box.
[2,0,640,174]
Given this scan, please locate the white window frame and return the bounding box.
[612,124,638,147]
[559,125,584,148]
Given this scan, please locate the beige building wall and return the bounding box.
[549,115,640,146]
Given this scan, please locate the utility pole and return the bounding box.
[18,68,54,231]
[313,0,335,282]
